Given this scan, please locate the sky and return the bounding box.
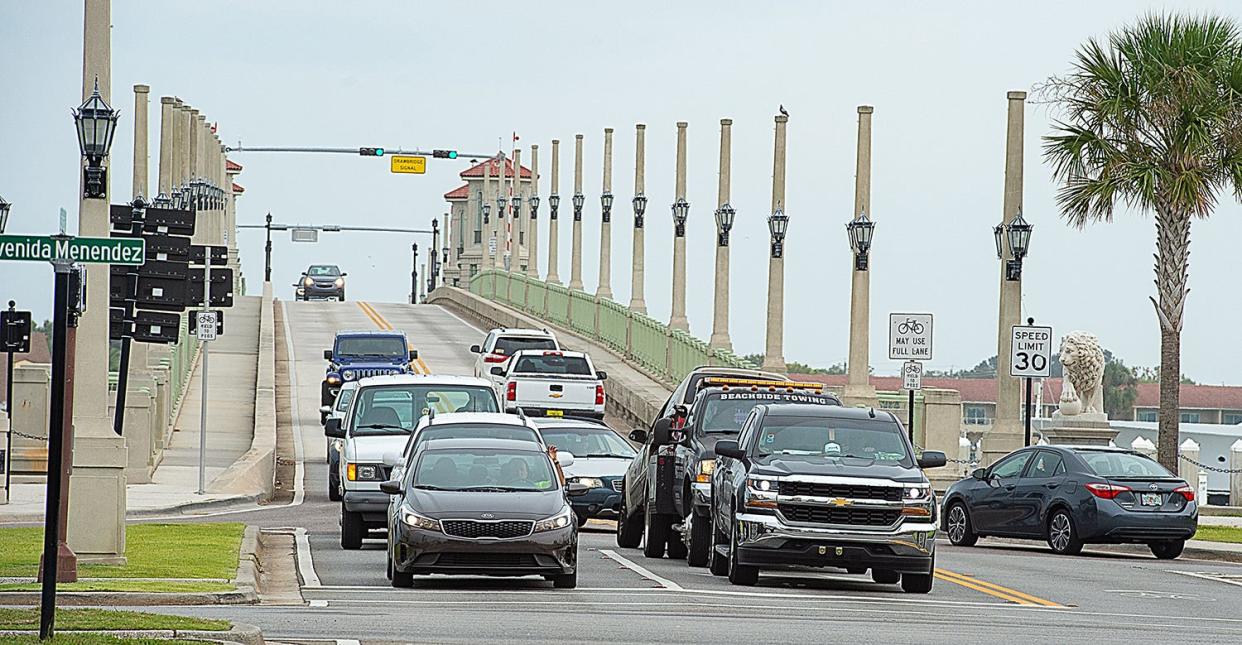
[3,0,1242,384]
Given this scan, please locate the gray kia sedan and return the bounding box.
[382,437,588,588]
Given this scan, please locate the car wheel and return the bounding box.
[643,504,668,559]
[339,290,346,302]
[1150,540,1185,560]
[386,554,393,580]
[616,485,644,548]
[871,569,900,584]
[708,518,729,577]
[328,474,342,502]
[727,514,758,586]
[552,569,578,589]
[341,507,364,550]
[901,560,934,594]
[391,565,413,588]
[685,509,711,567]
[1047,509,1083,555]
[946,502,979,547]
[576,511,589,528]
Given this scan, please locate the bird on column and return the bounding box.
[779,104,789,117]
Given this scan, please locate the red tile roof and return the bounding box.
[460,155,531,179]
[226,159,243,172]
[232,182,245,194]
[444,184,470,201]
[1134,382,1242,410]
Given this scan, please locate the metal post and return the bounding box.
[263,213,272,283]
[198,202,211,495]
[39,263,71,639]
[1025,377,1033,447]
[410,244,419,305]
[4,300,13,501]
[112,338,131,435]
[908,389,915,444]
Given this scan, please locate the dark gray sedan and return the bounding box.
[382,437,588,588]
[942,445,1197,559]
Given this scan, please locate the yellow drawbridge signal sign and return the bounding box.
[390,155,426,174]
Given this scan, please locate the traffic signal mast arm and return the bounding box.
[225,145,469,159]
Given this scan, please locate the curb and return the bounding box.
[0,623,265,644]
[0,494,266,524]
[955,536,1242,564]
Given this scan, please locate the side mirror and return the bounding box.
[409,349,419,361]
[382,451,401,468]
[324,418,344,438]
[595,371,608,381]
[490,366,506,376]
[917,451,947,470]
[971,468,988,481]
[557,451,576,468]
[566,482,590,497]
[628,428,648,444]
[340,272,348,277]
[323,349,333,360]
[715,440,745,461]
[470,344,482,354]
[379,480,402,495]
[651,418,674,446]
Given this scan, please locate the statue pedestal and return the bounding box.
[1042,413,1118,447]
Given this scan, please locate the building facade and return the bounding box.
[443,154,533,287]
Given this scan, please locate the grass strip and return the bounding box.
[0,523,243,579]
[0,606,229,631]
[1195,525,1242,544]
[0,580,234,593]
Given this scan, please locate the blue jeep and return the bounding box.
[322,330,418,417]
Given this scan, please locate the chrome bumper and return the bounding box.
[735,512,937,558]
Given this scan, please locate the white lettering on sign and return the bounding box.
[903,361,923,391]
[1010,325,1053,378]
[889,313,933,361]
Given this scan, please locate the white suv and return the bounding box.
[325,374,501,549]
[471,328,560,389]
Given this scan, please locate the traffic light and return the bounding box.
[359,147,385,156]
[432,149,458,159]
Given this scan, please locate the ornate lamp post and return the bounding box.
[0,195,10,234]
[600,192,614,223]
[548,194,560,218]
[768,208,789,257]
[846,210,875,270]
[996,207,1032,281]
[73,79,120,199]
[672,198,689,236]
[714,203,735,246]
[572,193,585,221]
[632,194,647,228]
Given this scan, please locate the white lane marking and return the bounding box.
[435,303,486,334]
[336,640,361,645]
[281,300,306,507]
[295,526,321,588]
[1169,570,1242,588]
[309,599,328,608]
[598,549,684,591]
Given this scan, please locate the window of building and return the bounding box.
[520,231,525,244]
[1180,411,1200,423]
[473,231,482,243]
[469,264,478,277]
[1225,413,1242,425]
[964,405,989,425]
[1136,410,1157,422]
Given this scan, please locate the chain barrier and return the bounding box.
[1178,452,1242,474]
[914,443,975,466]
[7,429,48,442]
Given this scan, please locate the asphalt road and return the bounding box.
[147,299,1242,644]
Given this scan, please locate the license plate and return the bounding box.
[546,410,564,417]
[1141,492,1162,506]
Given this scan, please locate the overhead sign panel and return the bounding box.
[390,155,427,174]
[290,228,318,243]
[0,234,145,265]
[888,313,933,361]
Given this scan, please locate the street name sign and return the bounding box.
[0,234,144,265]
[888,312,933,361]
[196,310,218,341]
[902,361,923,391]
[1011,325,1053,378]
[390,155,427,174]
[290,228,318,243]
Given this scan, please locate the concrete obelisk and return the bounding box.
[527,145,540,278]
[597,128,614,300]
[669,122,690,331]
[709,118,733,351]
[761,114,789,373]
[547,140,562,285]
[844,106,878,405]
[569,134,585,291]
[629,124,647,314]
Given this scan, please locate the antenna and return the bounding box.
[427,408,436,424]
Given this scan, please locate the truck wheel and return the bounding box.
[708,520,729,577]
[616,484,644,548]
[871,569,900,584]
[685,510,711,567]
[341,507,364,550]
[328,473,342,502]
[727,515,758,586]
[901,558,934,594]
[666,530,688,560]
[643,505,668,558]
[385,554,393,580]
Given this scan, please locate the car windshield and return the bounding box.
[307,265,340,276]
[413,448,557,492]
[350,385,499,435]
[334,387,355,412]
[406,424,540,459]
[539,426,636,458]
[493,336,557,355]
[753,416,912,467]
[512,354,591,375]
[1078,451,1174,478]
[335,336,407,358]
[696,391,834,433]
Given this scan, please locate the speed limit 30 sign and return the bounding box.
[1011,325,1053,378]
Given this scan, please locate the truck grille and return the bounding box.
[351,367,402,379]
[778,504,901,527]
[778,481,902,502]
[611,479,624,492]
[441,520,534,539]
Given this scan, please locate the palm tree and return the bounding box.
[1042,13,1242,470]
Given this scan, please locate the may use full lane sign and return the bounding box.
[889,313,933,361]
[0,234,145,265]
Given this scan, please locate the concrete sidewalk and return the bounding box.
[0,295,266,521]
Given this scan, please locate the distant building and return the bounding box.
[0,331,51,409]
[442,154,533,287]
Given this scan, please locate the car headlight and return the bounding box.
[904,485,930,501]
[571,476,603,489]
[342,370,356,381]
[533,507,574,532]
[334,277,344,287]
[744,477,778,509]
[901,485,935,518]
[401,508,441,531]
[304,277,314,287]
[694,459,716,483]
[347,463,384,481]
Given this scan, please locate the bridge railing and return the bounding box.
[467,269,755,385]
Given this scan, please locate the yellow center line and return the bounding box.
[934,568,1062,607]
[356,301,431,375]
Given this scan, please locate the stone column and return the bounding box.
[986,91,1027,465]
[761,115,789,373]
[629,124,647,314]
[569,134,585,291]
[128,85,151,370]
[669,121,690,331]
[844,106,877,405]
[157,97,176,196]
[494,153,506,270]
[597,127,615,300]
[527,144,540,278]
[69,0,127,563]
[709,118,733,351]
[509,149,522,276]
[547,140,562,285]
[482,159,494,269]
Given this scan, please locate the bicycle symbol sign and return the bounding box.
[889,313,933,361]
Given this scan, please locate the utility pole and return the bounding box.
[410,243,419,305]
[264,212,273,282]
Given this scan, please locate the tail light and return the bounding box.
[1173,485,1196,502]
[595,384,605,405]
[506,382,517,402]
[1085,482,1130,499]
[543,351,564,356]
[483,354,508,364]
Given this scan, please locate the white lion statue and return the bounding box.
[1058,331,1105,417]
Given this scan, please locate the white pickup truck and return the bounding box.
[492,350,608,421]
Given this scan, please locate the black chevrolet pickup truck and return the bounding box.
[710,403,946,592]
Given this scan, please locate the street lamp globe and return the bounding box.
[528,194,540,219]
[572,193,585,221]
[496,194,507,217]
[600,192,613,223]
[73,78,120,199]
[714,203,736,246]
[511,194,522,216]
[1007,207,1032,262]
[768,208,790,258]
[671,198,690,236]
[548,194,560,219]
[993,222,1006,259]
[482,204,491,224]
[0,195,11,234]
[431,217,439,232]
[632,194,648,228]
[846,211,875,271]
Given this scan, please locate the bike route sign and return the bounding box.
[889,312,933,361]
[1010,325,1053,378]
